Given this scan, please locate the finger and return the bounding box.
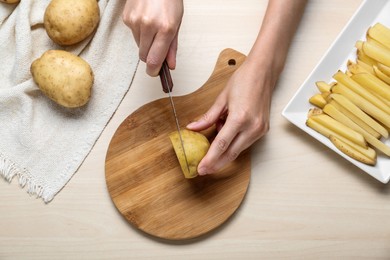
[146,31,175,76]
[122,10,140,47]
[166,32,179,70]
[186,96,227,131]
[197,117,241,175]
[129,25,140,47]
[207,132,252,174]
[139,23,157,62]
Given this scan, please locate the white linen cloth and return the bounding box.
[0,0,139,202]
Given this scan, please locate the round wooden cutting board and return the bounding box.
[105,49,251,241]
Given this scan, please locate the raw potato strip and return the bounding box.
[309,94,327,108]
[355,41,377,66]
[367,23,390,49]
[355,40,363,50]
[351,73,390,102]
[373,65,390,85]
[331,83,390,129]
[377,63,390,77]
[366,36,390,51]
[362,41,390,67]
[329,93,388,138]
[364,131,390,157]
[309,114,367,148]
[321,91,331,101]
[357,50,377,66]
[329,135,376,166]
[323,104,377,160]
[347,60,373,75]
[306,118,375,160]
[329,100,381,139]
[324,103,371,139]
[323,103,390,160]
[316,81,332,93]
[373,93,390,107]
[333,71,390,114]
[308,107,323,117]
[357,59,375,74]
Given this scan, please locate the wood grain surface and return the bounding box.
[105,49,251,240]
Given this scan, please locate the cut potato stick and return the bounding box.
[309,94,327,108]
[357,50,377,66]
[357,59,375,74]
[321,91,331,102]
[351,72,390,101]
[366,35,390,51]
[333,71,390,114]
[309,114,367,148]
[329,93,388,138]
[331,82,390,128]
[377,63,390,77]
[329,135,376,165]
[364,132,390,157]
[347,60,373,75]
[347,60,374,74]
[316,81,332,93]
[355,40,363,51]
[371,91,390,107]
[308,107,323,117]
[323,103,388,159]
[373,65,390,85]
[367,23,390,50]
[324,103,372,138]
[362,41,390,67]
[329,100,381,139]
[306,118,375,159]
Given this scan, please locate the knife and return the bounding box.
[159,61,191,174]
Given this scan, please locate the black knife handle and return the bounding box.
[159,60,174,93]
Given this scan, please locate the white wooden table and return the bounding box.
[4,0,390,259]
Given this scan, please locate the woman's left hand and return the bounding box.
[186,59,277,175]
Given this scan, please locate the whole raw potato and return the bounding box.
[44,0,100,45]
[31,50,94,108]
[169,130,210,179]
[0,0,20,4]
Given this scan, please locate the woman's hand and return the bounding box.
[186,59,277,175]
[187,0,307,175]
[122,0,184,76]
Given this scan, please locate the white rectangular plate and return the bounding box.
[282,0,390,183]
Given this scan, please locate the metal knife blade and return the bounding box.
[159,61,191,174]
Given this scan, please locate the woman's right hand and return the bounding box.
[122,0,184,76]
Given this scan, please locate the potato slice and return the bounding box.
[169,130,210,179]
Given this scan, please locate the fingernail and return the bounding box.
[198,167,208,176]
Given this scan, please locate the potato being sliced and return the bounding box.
[169,129,210,179]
